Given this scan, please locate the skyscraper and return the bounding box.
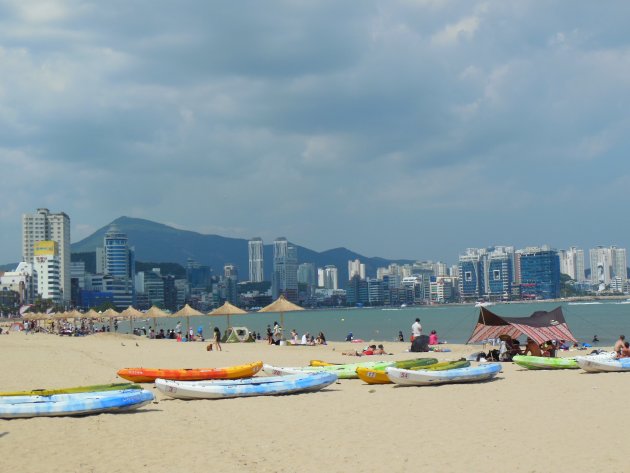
[248,237,264,282]
[102,225,135,308]
[559,247,586,282]
[22,208,70,303]
[519,247,560,300]
[323,265,338,290]
[589,246,627,288]
[272,237,298,302]
[348,259,366,280]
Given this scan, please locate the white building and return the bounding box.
[323,265,338,290]
[589,246,627,287]
[0,262,37,304]
[22,208,70,303]
[348,259,366,280]
[32,241,61,304]
[248,237,264,282]
[559,247,586,282]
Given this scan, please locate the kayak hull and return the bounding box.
[357,360,468,385]
[512,355,578,370]
[263,361,392,379]
[156,372,338,399]
[387,363,502,386]
[0,383,141,397]
[576,356,630,372]
[117,361,263,382]
[0,389,154,419]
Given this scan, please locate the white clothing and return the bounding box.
[411,321,422,337]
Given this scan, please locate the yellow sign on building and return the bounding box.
[34,240,58,256]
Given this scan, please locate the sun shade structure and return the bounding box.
[121,306,145,332]
[467,306,577,345]
[258,295,304,341]
[83,309,102,320]
[144,305,171,330]
[173,304,205,338]
[101,308,120,330]
[208,301,248,329]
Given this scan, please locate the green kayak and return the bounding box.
[371,358,438,371]
[419,360,470,371]
[512,355,578,370]
[0,382,142,397]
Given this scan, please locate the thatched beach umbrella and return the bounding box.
[208,301,247,330]
[120,306,144,332]
[83,309,102,320]
[173,304,204,338]
[258,295,304,342]
[101,307,120,331]
[144,305,170,331]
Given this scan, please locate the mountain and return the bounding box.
[71,216,413,285]
[0,263,18,272]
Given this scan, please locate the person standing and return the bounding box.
[213,326,222,351]
[411,318,422,342]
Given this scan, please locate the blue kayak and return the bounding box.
[155,372,338,399]
[0,389,154,418]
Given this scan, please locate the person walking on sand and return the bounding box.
[411,318,422,342]
[213,327,222,351]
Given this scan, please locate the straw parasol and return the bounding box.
[258,295,304,342]
[101,307,120,330]
[51,311,71,320]
[83,308,102,320]
[144,305,170,330]
[120,306,144,332]
[208,301,247,330]
[66,309,84,319]
[173,304,205,339]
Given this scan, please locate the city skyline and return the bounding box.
[1,2,630,263]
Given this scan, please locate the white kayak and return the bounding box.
[0,389,154,419]
[386,363,502,386]
[155,372,338,399]
[576,356,630,373]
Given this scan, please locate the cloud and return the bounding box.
[1,1,630,263]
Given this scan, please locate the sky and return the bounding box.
[1,0,630,265]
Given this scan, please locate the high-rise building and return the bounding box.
[22,208,70,303]
[589,246,627,288]
[32,241,61,304]
[559,247,586,282]
[518,247,560,300]
[458,248,487,301]
[348,259,366,280]
[298,263,316,298]
[323,265,338,290]
[248,237,264,282]
[224,263,239,305]
[102,225,135,308]
[272,237,298,302]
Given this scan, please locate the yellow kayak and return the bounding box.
[309,360,339,367]
[357,360,470,385]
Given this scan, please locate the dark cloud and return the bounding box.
[1,1,630,263]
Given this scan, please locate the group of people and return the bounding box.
[408,318,439,345]
[343,344,390,356]
[266,322,327,346]
[614,335,630,358]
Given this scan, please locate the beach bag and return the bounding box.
[410,335,429,352]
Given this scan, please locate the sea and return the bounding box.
[119,300,630,346]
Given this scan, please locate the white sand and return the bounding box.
[0,330,627,473]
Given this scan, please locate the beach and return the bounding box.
[1,330,628,473]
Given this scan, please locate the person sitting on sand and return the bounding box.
[616,341,630,359]
[362,345,376,355]
[429,330,438,345]
[524,338,543,357]
[614,335,626,354]
[373,344,391,355]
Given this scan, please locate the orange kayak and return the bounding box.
[117,361,263,383]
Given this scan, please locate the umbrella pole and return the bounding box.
[281,312,285,342]
[187,316,190,341]
[227,314,231,330]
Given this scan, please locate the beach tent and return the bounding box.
[222,326,255,343]
[467,306,577,345]
[258,295,304,342]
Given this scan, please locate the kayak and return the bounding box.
[386,363,502,386]
[311,357,437,369]
[512,355,578,370]
[155,372,338,399]
[0,389,154,419]
[117,361,263,383]
[576,356,630,373]
[357,360,467,385]
[263,361,393,379]
[310,360,339,367]
[0,382,141,397]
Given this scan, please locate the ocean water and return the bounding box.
[119,300,630,346]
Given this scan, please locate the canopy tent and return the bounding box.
[467,306,578,345]
[208,301,247,330]
[258,295,304,342]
